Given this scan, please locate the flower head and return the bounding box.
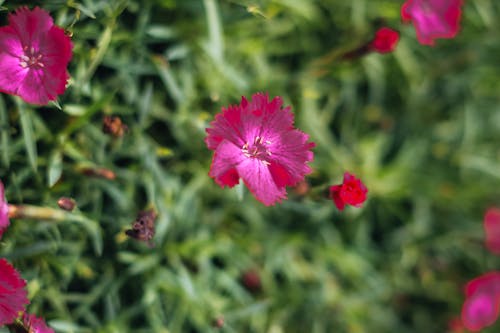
[0,258,29,326]
[0,7,73,105]
[484,208,500,255]
[461,272,500,331]
[0,180,9,239]
[329,172,368,211]
[205,93,315,206]
[369,27,400,53]
[22,313,54,333]
[401,0,463,46]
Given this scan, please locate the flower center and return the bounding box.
[19,46,44,69]
[242,136,272,163]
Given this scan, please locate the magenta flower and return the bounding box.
[0,7,73,105]
[461,272,500,331]
[0,258,29,326]
[0,180,9,239]
[22,313,54,333]
[401,0,463,46]
[205,93,315,206]
[484,208,500,255]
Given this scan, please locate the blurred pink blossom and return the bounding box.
[461,272,500,331]
[205,93,315,206]
[0,7,73,105]
[401,0,463,45]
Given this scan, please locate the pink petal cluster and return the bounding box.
[401,0,463,46]
[0,258,29,325]
[369,27,400,54]
[329,172,368,211]
[461,272,500,331]
[22,313,55,333]
[205,93,315,206]
[0,180,9,239]
[0,7,73,105]
[484,208,500,255]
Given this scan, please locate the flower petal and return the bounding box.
[461,290,500,332]
[22,313,55,333]
[0,258,29,326]
[237,157,286,206]
[9,7,53,48]
[209,140,244,188]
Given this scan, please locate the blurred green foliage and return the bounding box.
[1,0,500,332]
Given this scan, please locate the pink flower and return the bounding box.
[401,0,463,46]
[484,208,500,255]
[461,272,500,331]
[0,180,9,239]
[329,172,368,211]
[0,7,73,105]
[0,258,29,325]
[369,27,400,53]
[22,313,54,333]
[205,93,315,206]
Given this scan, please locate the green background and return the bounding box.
[1,0,500,332]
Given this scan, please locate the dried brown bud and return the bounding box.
[57,197,76,211]
[81,167,116,180]
[125,209,157,247]
[102,115,128,138]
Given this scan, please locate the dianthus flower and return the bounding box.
[0,258,29,325]
[484,208,500,255]
[21,313,54,333]
[461,272,500,331]
[329,172,368,211]
[401,0,463,46]
[0,7,73,105]
[369,27,400,53]
[0,180,9,239]
[205,93,315,206]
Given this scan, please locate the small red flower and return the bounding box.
[461,272,500,332]
[0,180,9,239]
[329,172,368,211]
[484,208,500,255]
[0,7,73,105]
[369,27,400,53]
[0,258,29,326]
[401,0,463,46]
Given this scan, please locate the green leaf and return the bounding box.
[48,150,63,187]
[17,99,37,172]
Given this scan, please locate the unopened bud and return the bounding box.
[57,197,76,211]
[80,167,116,180]
[240,269,262,294]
